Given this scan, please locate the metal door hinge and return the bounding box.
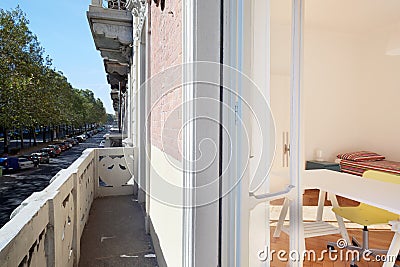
[234,103,238,124]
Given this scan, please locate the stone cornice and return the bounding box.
[87,5,133,64]
[104,60,130,76]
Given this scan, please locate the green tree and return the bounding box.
[106,113,116,124]
[0,6,108,153]
[0,6,44,151]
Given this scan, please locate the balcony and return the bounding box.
[0,148,157,266]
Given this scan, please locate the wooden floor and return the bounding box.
[271,189,360,207]
[269,190,398,266]
[270,227,396,267]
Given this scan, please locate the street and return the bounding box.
[0,134,104,228]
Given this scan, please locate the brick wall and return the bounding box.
[150,0,182,161]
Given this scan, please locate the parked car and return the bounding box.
[0,158,4,171]
[17,157,35,170]
[66,138,78,146]
[31,152,50,164]
[64,141,73,148]
[23,154,40,167]
[77,135,86,142]
[58,142,70,150]
[56,143,68,151]
[99,140,106,148]
[0,157,34,171]
[41,147,56,158]
[61,143,68,151]
[0,158,14,172]
[47,145,62,156]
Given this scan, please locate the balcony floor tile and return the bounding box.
[79,195,158,267]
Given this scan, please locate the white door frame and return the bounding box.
[182,0,222,266]
[289,0,305,266]
[182,0,305,265]
[221,0,305,266]
[182,0,196,265]
[220,0,245,265]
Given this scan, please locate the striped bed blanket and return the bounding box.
[340,159,400,176]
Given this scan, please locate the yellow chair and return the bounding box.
[328,170,400,267]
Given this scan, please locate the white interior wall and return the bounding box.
[269,0,291,174]
[270,74,290,168]
[303,27,400,162]
[302,29,366,162]
[269,4,400,164]
[270,22,291,171]
[354,31,400,161]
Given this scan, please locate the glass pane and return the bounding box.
[246,0,293,266]
[269,0,294,266]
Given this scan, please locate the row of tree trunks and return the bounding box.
[2,124,92,153]
[32,127,37,146]
[19,128,24,149]
[3,128,8,154]
[50,125,54,142]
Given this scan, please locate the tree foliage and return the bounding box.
[106,113,116,124]
[0,7,107,135]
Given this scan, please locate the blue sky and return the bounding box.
[0,0,113,113]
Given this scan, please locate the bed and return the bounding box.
[336,151,400,176]
[340,159,400,176]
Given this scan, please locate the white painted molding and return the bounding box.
[91,0,102,6]
[182,0,196,265]
[126,0,147,41]
[289,0,305,266]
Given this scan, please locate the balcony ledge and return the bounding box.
[0,147,144,266]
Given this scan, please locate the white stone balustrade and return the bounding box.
[0,147,134,267]
[91,0,102,6]
[90,0,127,10]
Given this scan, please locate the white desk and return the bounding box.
[303,170,400,267]
[303,169,400,215]
[257,169,400,266]
[270,170,349,241]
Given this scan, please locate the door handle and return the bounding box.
[249,185,295,210]
[283,131,290,167]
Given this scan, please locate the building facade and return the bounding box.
[87,0,297,266]
[86,1,400,266]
